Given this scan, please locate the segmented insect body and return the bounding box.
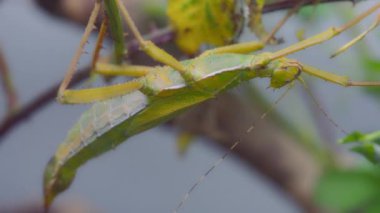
[44,53,300,205]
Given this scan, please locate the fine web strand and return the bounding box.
[173,85,293,213]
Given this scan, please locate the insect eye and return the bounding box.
[269,62,302,88]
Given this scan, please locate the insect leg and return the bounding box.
[115,0,193,81]
[57,0,101,99]
[270,3,380,60]
[331,13,380,58]
[58,80,143,104]
[91,16,108,69]
[301,63,380,87]
[199,41,264,57]
[200,1,305,57]
[94,63,153,77]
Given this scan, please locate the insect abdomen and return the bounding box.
[54,90,148,165]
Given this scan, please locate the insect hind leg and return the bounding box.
[94,63,154,77]
[58,80,143,104]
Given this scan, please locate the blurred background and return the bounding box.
[0,0,380,212]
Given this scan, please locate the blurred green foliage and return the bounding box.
[315,131,380,212]
[315,168,380,212]
[340,131,380,164]
[360,56,380,96]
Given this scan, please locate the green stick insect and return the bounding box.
[44,0,380,211]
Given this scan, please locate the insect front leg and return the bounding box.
[270,3,380,60]
[57,0,101,101]
[115,0,194,82]
[301,64,380,87]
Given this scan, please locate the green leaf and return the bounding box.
[351,145,377,164]
[255,0,264,7]
[314,169,380,212]
[339,131,380,164]
[339,131,364,144]
[167,0,243,54]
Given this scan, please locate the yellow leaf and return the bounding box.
[246,0,270,41]
[167,0,242,54]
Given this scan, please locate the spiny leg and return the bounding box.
[270,3,380,60]
[86,15,109,85]
[115,0,193,81]
[57,0,151,104]
[91,16,108,69]
[57,0,101,101]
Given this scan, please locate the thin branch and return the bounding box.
[0,67,90,138]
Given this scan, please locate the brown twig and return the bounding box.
[0,67,90,138]
[263,0,362,13]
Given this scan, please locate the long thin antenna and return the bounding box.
[173,85,293,213]
[299,80,348,136]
